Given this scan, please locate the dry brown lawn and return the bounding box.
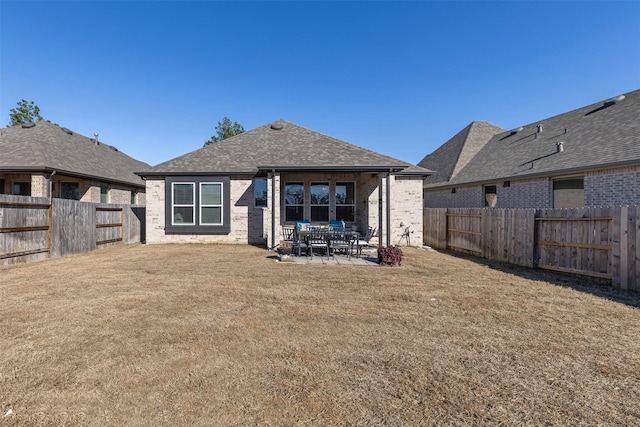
[1,244,639,426]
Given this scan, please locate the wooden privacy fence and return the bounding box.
[0,194,145,265]
[424,206,639,292]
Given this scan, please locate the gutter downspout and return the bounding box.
[49,170,56,201]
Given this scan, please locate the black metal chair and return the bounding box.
[282,226,306,256]
[328,231,352,260]
[306,228,329,259]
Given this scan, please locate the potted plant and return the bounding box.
[377,245,403,266]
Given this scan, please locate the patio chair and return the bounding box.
[282,225,306,256]
[353,226,376,258]
[328,231,352,260]
[306,228,329,259]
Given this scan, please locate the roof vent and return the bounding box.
[510,126,523,135]
[110,145,118,152]
[603,94,625,107]
[61,127,73,135]
[21,122,36,128]
[536,124,543,134]
[270,123,283,130]
[94,132,99,145]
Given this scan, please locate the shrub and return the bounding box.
[377,246,403,266]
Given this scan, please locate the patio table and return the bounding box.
[297,229,361,259]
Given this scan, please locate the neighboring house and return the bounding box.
[419,89,640,209]
[0,121,149,204]
[137,119,432,248]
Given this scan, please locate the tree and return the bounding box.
[204,117,245,146]
[9,99,44,126]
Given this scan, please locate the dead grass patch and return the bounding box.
[1,244,639,426]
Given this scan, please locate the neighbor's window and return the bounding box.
[484,185,497,207]
[310,182,329,222]
[0,179,6,194]
[60,182,79,200]
[13,182,31,196]
[285,182,304,222]
[553,177,584,208]
[200,182,223,225]
[335,182,355,222]
[131,190,137,205]
[100,184,109,203]
[172,182,195,225]
[254,178,267,208]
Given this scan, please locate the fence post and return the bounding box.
[48,203,53,259]
[619,206,628,290]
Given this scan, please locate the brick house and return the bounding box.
[419,89,640,208]
[137,119,431,248]
[0,121,148,204]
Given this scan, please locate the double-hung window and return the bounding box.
[172,182,195,225]
[335,182,355,222]
[254,178,267,208]
[285,183,304,222]
[200,183,223,225]
[166,176,231,234]
[310,182,329,222]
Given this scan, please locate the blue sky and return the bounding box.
[2,1,639,167]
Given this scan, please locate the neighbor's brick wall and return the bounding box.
[109,186,130,204]
[31,173,49,197]
[425,178,551,209]
[585,166,640,206]
[496,178,550,208]
[425,186,482,208]
[79,180,97,202]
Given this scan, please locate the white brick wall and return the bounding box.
[146,176,259,244]
[147,172,425,247]
[31,173,49,197]
[389,175,424,246]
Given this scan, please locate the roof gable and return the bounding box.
[144,119,432,175]
[0,121,149,187]
[418,121,504,185]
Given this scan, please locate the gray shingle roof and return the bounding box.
[140,119,433,176]
[424,89,640,188]
[418,121,505,185]
[0,121,149,187]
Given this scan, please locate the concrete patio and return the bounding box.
[278,248,380,266]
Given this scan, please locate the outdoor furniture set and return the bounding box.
[280,222,376,260]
